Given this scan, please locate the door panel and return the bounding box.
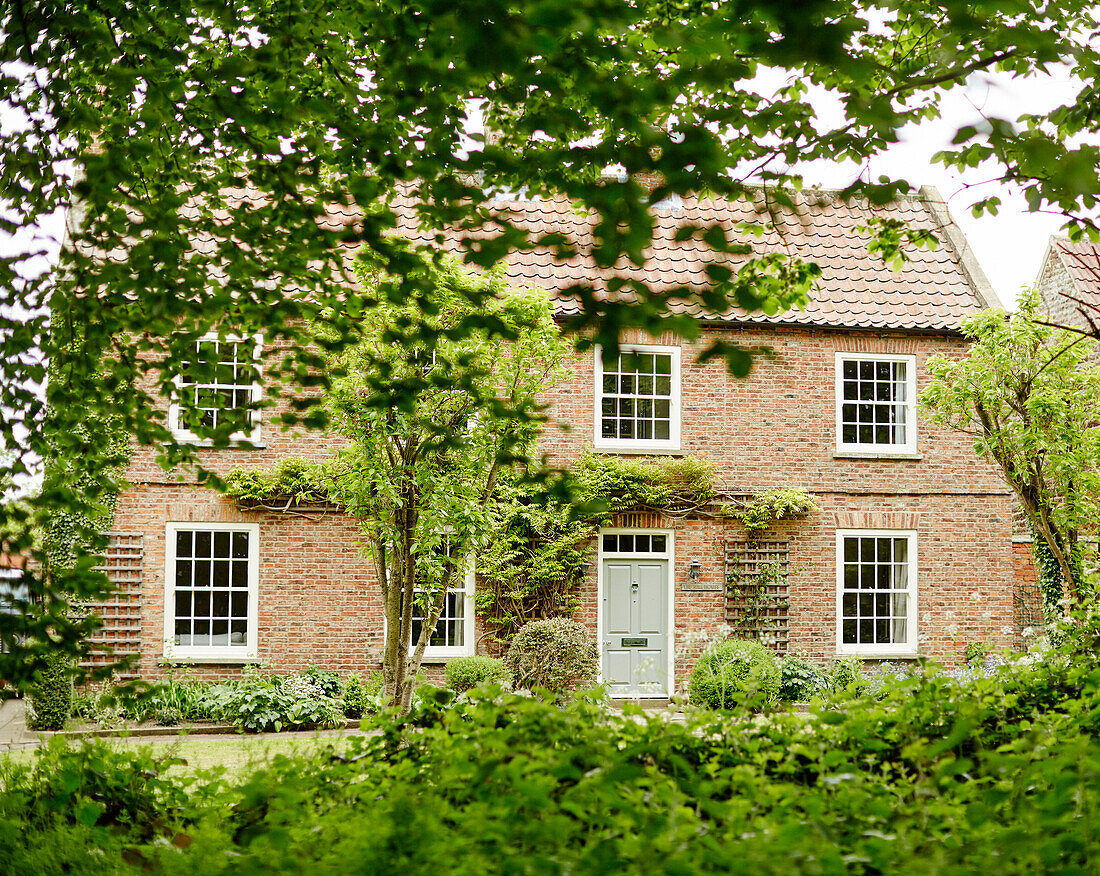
[605,562,634,637]
[602,555,668,697]
[636,562,665,633]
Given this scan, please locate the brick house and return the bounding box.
[101,185,1028,697]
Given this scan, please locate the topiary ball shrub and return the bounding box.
[778,653,828,702]
[689,639,780,710]
[27,651,75,731]
[445,655,511,693]
[505,617,599,696]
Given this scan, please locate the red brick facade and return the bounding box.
[112,320,1022,692]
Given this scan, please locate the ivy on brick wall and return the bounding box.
[222,451,816,650]
[224,458,330,510]
[734,488,820,534]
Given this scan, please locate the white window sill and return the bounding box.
[163,652,261,664]
[168,438,268,450]
[419,653,475,664]
[836,649,919,660]
[593,443,683,457]
[832,450,921,461]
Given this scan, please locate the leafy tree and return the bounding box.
[922,291,1100,605]
[325,258,568,711]
[4,0,1100,678]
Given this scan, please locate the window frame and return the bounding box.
[412,558,476,661]
[163,521,260,662]
[834,352,917,456]
[835,528,919,658]
[593,343,682,453]
[168,332,264,445]
[0,566,27,615]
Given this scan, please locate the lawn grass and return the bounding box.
[1,729,369,779]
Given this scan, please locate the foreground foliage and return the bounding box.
[3,614,1097,873]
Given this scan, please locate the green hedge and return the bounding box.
[2,614,1098,871]
[26,651,74,731]
[444,656,511,693]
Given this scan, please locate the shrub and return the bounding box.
[505,617,599,696]
[342,673,381,718]
[26,651,74,731]
[689,639,780,710]
[444,655,511,693]
[205,667,345,732]
[964,641,991,665]
[153,706,182,727]
[302,664,343,698]
[777,653,827,701]
[830,656,867,694]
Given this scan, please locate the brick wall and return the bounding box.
[114,322,1027,685]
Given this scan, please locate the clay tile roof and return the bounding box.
[1050,239,1100,308]
[386,186,993,333]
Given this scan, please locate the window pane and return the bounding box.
[232,532,249,559]
[213,532,231,558]
[603,534,617,553]
[635,535,650,552]
[655,420,670,440]
[842,593,857,618]
[213,560,230,588]
[842,619,857,643]
[655,355,672,375]
[651,535,666,552]
[232,592,248,618]
[176,531,192,558]
[195,531,212,557]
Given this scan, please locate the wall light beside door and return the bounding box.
[688,559,701,585]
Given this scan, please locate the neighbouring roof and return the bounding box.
[1041,238,1100,310]
[384,184,997,333]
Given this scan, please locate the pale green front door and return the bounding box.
[603,558,669,697]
